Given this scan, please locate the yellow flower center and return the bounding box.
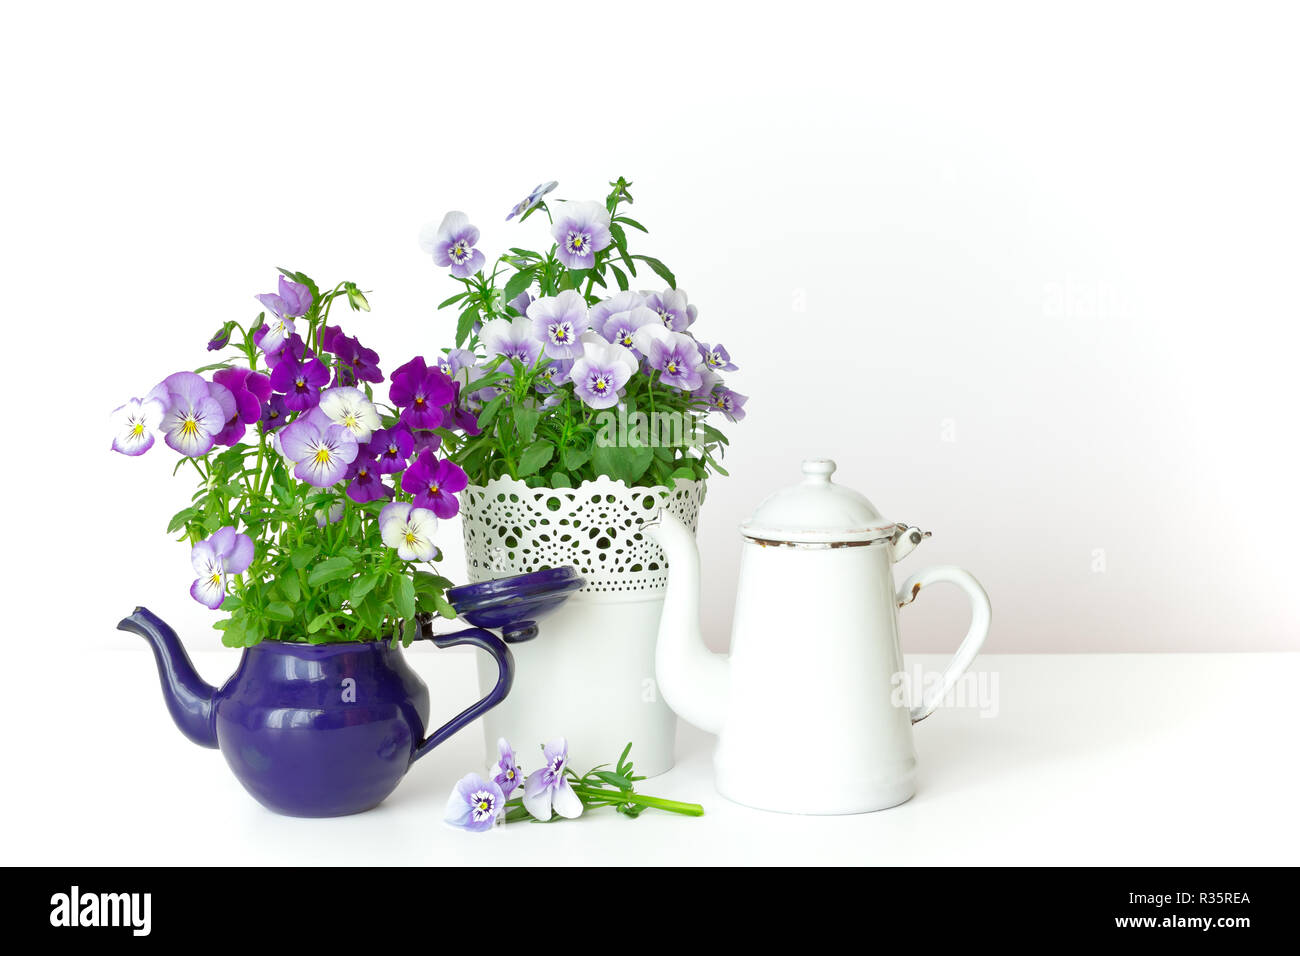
[180,416,200,437]
[131,422,145,437]
[343,413,358,429]
[405,531,417,545]
[478,800,489,811]
[314,448,333,465]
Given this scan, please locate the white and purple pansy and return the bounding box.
[506,180,557,221]
[421,211,486,279]
[527,290,589,360]
[110,391,167,456]
[550,200,612,270]
[491,738,522,798]
[522,737,583,821]
[568,335,638,410]
[445,772,505,832]
[632,324,705,392]
[480,316,543,367]
[643,288,697,332]
[189,527,254,610]
[157,371,227,457]
[378,501,439,562]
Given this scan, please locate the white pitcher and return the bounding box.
[645,458,991,814]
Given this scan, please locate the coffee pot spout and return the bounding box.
[643,510,729,736]
[117,607,219,748]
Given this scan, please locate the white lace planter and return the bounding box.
[461,475,707,777]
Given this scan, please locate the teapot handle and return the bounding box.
[896,566,991,723]
[408,625,515,764]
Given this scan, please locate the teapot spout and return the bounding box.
[117,607,218,749]
[643,511,729,736]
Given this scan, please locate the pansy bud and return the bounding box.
[345,283,370,312]
[206,320,237,351]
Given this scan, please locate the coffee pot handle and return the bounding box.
[896,566,991,723]
[408,625,515,764]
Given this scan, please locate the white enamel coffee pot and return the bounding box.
[645,458,991,814]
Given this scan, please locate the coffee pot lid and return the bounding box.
[740,458,899,544]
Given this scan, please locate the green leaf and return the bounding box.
[166,507,198,534]
[290,546,319,569]
[513,404,540,444]
[609,263,629,291]
[307,611,337,634]
[632,255,676,289]
[590,442,653,485]
[562,442,591,470]
[432,592,457,619]
[516,439,554,477]
[264,602,294,622]
[615,216,649,233]
[349,574,380,604]
[476,394,505,430]
[393,576,416,620]
[502,267,536,304]
[437,291,468,309]
[307,556,354,587]
[456,303,480,347]
[550,471,572,488]
[279,575,301,603]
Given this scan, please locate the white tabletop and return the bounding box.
[11,649,1297,866]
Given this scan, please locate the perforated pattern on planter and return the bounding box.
[461,476,707,594]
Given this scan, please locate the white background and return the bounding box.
[4,2,1299,654]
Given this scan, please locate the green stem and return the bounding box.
[569,785,704,816]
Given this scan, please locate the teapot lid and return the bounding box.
[740,458,899,545]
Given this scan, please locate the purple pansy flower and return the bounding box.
[446,383,483,435]
[270,350,331,412]
[212,368,271,446]
[491,738,522,797]
[707,386,748,423]
[643,288,697,332]
[345,457,392,504]
[421,211,486,279]
[278,415,358,487]
[366,426,414,474]
[598,303,657,351]
[589,291,644,330]
[480,316,542,367]
[401,449,468,519]
[569,338,637,410]
[157,372,226,457]
[110,392,166,456]
[444,772,505,832]
[379,501,439,562]
[522,738,583,821]
[700,342,737,372]
[256,275,312,320]
[527,290,589,360]
[259,393,289,433]
[633,325,704,392]
[322,326,384,386]
[389,356,455,430]
[189,527,254,610]
[550,200,612,270]
[506,180,557,221]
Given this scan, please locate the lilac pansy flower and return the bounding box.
[507,289,535,318]
[550,200,612,270]
[158,372,226,457]
[632,324,704,392]
[110,392,166,456]
[522,738,583,821]
[707,386,748,423]
[506,180,557,221]
[643,288,697,332]
[491,738,522,797]
[379,501,439,562]
[445,772,505,832]
[259,393,289,433]
[569,337,637,410]
[256,276,312,320]
[527,290,589,360]
[389,356,455,431]
[401,448,468,519]
[700,342,738,372]
[278,415,358,487]
[599,303,658,351]
[480,316,542,367]
[189,527,254,610]
[421,211,486,279]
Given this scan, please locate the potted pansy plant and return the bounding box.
[108,271,543,817]
[418,178,747,777]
